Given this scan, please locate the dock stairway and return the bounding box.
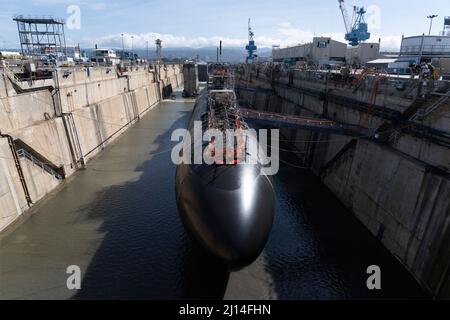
[377,89,450,147]
[410,91,450,122]
[14,139,65,180]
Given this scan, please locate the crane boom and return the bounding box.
[337,0,371,46]
[338,0,351,33]
[248,19,254,41]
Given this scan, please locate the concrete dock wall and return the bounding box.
[236,69,450,298]
[322,140,449,297]
[0,64,183,233]
[0,90,55,133]
[0,140,28,228]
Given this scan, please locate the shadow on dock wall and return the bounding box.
[162,84,173,99]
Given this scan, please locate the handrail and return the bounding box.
[13,15,65,24]
[410,90,450,122]
[1,64,22,84]
[424,92,450,118]
[16,149,63,180]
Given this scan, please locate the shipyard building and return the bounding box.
[400,34,450,60]
[387,17,450,77]
[346,42,381,65]
[399,16,450,61]
[272,37,347,66]
[391,34,450,77]
[272,36,380,66]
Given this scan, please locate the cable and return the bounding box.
[278,157,309,170]
[276,122,416,144]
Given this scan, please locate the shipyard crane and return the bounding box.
[338,0,370,46]
[245,19,257,63]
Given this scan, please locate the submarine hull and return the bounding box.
[175,67,275,270]
[176,162,275,270]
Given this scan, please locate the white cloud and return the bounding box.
[77,32,247,49]
[278,22,291,28]
[374,35,402,51]
[74,23,402,51]
[90,2,107,11]
[31,0,85,4]
[31,0,107,8]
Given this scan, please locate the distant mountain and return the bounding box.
[1,46,273,63]
[123,46,273,62]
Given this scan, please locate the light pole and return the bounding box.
[146,40,149,62]
[121,33,125,60]
[427,14,438,35]
[131,35,134,61]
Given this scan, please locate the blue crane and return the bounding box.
[338,0,371,46]
[245,19,257,63]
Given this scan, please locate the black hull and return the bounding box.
[176,163,275,270]
[175,91,275,270]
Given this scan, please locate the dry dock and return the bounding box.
[0,62,446,299]
[0,91,425,299]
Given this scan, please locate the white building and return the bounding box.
[400,35,450,61]
[272,37,347,66]
[346,42,381,66]
[389,18,450,76]
[91,49,121,65]
[0,51,22,59]
[272,37,382,66]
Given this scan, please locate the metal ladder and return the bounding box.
[0,134,33,206]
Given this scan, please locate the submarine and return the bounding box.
[175,64,275,270]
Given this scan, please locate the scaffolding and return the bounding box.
[13,15,67,56]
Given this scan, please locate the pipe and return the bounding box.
[53,69,79,170]
[0,132,33,207]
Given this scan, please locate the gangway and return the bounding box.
[239,108,369,137]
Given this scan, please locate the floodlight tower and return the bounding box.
[427,14,438,35]
[155,38,162,63]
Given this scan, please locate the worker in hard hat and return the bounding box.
[420,63,430,79]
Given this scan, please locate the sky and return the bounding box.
[0,0,448,51]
